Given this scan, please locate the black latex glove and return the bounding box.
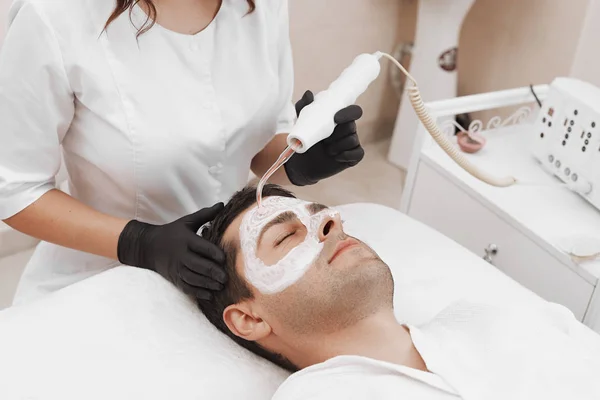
[284,90,365,186]
[117,203,227,300]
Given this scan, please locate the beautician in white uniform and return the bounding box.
[0,0,365,304]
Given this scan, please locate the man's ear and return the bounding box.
[223,303,272,342]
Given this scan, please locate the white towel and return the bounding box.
[410,300,600,400]
[273,300,600,400]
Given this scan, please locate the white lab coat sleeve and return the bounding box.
[274,0,296,135]
[0,1,74,219]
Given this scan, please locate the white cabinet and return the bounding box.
[401,85,600,332]
[409,162,595,321]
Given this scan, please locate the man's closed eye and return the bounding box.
[275,230,297,247]
[275,229,298,247]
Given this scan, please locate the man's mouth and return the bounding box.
[328,238,359,264]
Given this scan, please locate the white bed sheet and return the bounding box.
[0,203,586,400]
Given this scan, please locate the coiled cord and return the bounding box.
[377,52,517,187]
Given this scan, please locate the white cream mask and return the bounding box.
[239,196,339,294]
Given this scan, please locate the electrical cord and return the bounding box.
[529,84,542,107]
[377,51,517,187]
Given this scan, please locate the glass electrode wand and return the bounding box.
[255,139,301,206]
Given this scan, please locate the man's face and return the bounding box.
[222,196,394,336]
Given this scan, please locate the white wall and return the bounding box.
[570,0,600,86]
[459,0,589,95]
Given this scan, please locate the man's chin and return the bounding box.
[270,247,393,335]
[324,255,394,330]
[330,246,392,295]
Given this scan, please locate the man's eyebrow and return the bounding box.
[257,211,297,247]
[306,202,329,214]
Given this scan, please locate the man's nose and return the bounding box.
[318,213,343,242]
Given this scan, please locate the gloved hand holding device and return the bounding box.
[117,203,227,300]
[284,90,365,186]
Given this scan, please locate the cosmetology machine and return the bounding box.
[531,77,600,211]
[256,51,516,205]
[257,54,600,213]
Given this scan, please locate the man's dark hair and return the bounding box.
[198,184,299,372]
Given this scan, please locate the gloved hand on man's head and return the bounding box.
[117,203,228,301]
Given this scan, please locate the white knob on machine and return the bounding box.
[569,174,593,195]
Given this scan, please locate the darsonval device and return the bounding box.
[256,51,518,206]
[532,77,600,211]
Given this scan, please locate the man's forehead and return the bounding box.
[254,196,307,211]
[223,196,314,243]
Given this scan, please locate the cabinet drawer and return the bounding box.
[408,162,594,320]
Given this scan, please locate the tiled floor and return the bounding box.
[0,139,405,310]
[284,139,406,208]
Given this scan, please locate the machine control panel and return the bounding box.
[532,77,600,210]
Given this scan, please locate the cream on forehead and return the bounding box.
[239,196,338,294]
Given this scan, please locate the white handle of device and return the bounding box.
[287,54,382,153]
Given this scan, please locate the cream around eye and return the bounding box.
[239,196,339,294]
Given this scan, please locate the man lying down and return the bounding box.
[197,184,600,400]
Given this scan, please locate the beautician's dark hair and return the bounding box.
[105,0,256,37]
[198,184,299,372]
